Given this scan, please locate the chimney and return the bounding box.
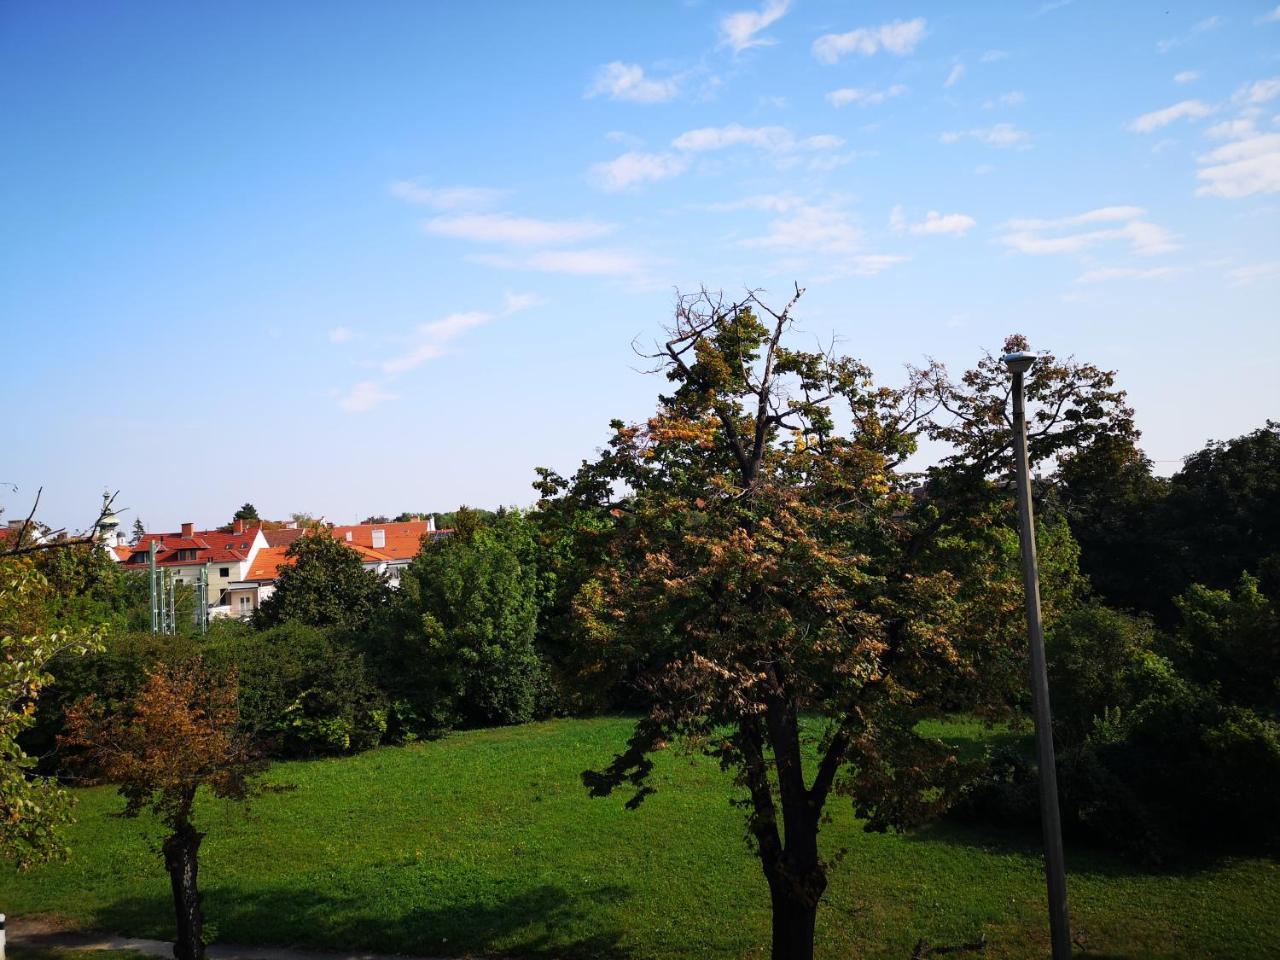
[372,529,385,549]
[181,522,194,538]
[233,518,245,534]
[427,516,436,532]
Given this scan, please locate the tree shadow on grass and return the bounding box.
[95,880,635,960]
[900,815,1251,882]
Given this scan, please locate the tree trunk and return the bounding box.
[163,822,205,960]
[767,864,825,960]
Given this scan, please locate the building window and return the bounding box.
[219,567,230,577]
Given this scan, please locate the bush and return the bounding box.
[1045,604,1167,746]
[372,509,549,733]
[204,621,386,756]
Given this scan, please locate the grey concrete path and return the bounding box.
[5,916,450,960]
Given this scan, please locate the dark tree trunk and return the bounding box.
[766,858,826,960]
[163,821,205,960]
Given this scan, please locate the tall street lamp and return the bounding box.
[1003,350,1072,960]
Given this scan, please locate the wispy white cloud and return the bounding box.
[1158,15,1222,53]
[826,84,908,107]
[812,18,926,64]
[848,254,909,276]
[719,0,790,53]
[945,64,966,88]
[586,62,679,103]
[389,182,505,210]
[999,206,1177,256]
[502,292,544,314]
[590,152,689,191]
[1233,77,1280,105]
[672,123,792,152]
[1174,70,1201,85]
[422,213,613,246]
[1075,266,1184,283]
[940,123,1031,149]
[1127,99,1213,133]
[1259,5,1280,23]
[1196,133,1280,197]
[339,380,395,414]
[741,200,862,254]
[983,91,1026,109]
[893,209,977,236]
[472,248,648,277]
[980,49,1009,62]
[327,327,354,344]
[1228,260,1280,284]
[1207,118,1259,141]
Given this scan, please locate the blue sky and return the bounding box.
[3,1,1278,532]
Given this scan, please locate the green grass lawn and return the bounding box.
[0,717,1276,959]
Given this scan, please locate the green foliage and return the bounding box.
[204,621,386,756]
[1169,573,1280,710]
[377,509,546,732]
[254,531,388,631]
[966,570,1280,861]
[1053,434,1167,613]
[233,503,260,522]
[0,559,104,868]
[1046,604,1166,745]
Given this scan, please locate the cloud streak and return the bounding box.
[812,18,926,64]
[719,0,790,53]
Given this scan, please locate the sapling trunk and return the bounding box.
[163,821,205,960]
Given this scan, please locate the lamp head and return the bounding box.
[1001,351,1038,375]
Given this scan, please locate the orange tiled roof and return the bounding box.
[245,545,291,581]
[327,521,448,561]
[244,538,392,583]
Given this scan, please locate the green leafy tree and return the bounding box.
[1170,573,1280,711]
[1162,422,1280,596]
[131,517,147,545]
[233,503,260,523]
[362,515,390,525]
[254,531,388,631]
[0,559,103,867]
[541,289,1134,960]
[379,509,545,731]
[1054,434,1167,613]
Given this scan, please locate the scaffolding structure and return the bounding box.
[147,542,209,635]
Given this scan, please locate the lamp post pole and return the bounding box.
[1004,351,1072,960]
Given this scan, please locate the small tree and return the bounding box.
[542,288,1133,960]
[232,503,260,523]
[380,509,544,730]
[254,531,387,631]
[62,659,266,960]
[131,517,147,545]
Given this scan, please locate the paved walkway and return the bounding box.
[5,917,448,960]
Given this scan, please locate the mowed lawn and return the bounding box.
[1,717,1276,960]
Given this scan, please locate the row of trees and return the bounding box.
[3,287,1277,960]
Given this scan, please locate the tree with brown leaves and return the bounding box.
[538,287,1134,960]
[62,659,267,960]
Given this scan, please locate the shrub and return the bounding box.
[204,622,386,756]
[373,509,548,733]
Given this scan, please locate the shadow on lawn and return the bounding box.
[95,881,635,960]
